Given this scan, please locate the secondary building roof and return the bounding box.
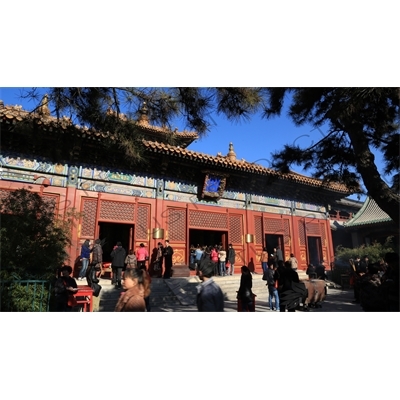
[344,196,392,228]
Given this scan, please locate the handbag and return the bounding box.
[226,261,231,268]
[91,282,102,297]
[262,272,268,281]
[274,279,279,289]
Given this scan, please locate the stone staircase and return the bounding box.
[80,269,325,312]
[87,277,180,312]
[164,273,270,306]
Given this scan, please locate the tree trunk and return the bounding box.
[347,128,400,227]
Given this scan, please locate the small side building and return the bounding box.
[344,196,399,251]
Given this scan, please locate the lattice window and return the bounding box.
[264,218,284,233]
[81,199,97,237]
[168,208,186,242]
[99,200,134,221]
[254,216,262,245]
[306,222,320,236]
[189,210,228,229]
[136,204,149,240]
[0,189,9,201]
[298,221,306,246]
[320,222,327,247]
[284,219,290,246]
[229,215,242,244]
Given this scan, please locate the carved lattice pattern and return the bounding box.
[81,199,98,237]
[168,208,186,242]
[0,189,9,201]
[305,222,320,236]
[229,215,242,244]
[284,219,290,246]
[298,221,306,246]
[320,222,327,247]
[189,210,228,229]
[99,200,134,221]
[254,216,263,245]
[264,218,284,233]
[136,205,149,240]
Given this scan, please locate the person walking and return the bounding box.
[111,242,126,289]
[125,249,137,269]
[189,244,196,270]
[218,246,227,276]
[316,260,327,280]
[278,261,305,312]
[194,244,203,271]
[237,266,254,312]
[266,263,280,311]
[210,246,219,276]
[163,239,174,279]
[79,239,91,280]
[136,243,149,270]
[306,263,317,280]
[154,242,164,277]
[196,260,224,312]
[227,243,236,276]
[261,247,269,274]
[289,253,298,271]
[87,238,103,281]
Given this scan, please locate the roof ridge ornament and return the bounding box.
[37,94,50,116]
[137,101,149,125]
[227,142,236,161]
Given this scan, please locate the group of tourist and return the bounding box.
[196,257,305,312]
[190,243,236,277]
[349,252,399,312]
[58,239,398,313]
[305,260,327,280]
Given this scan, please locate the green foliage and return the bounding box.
[330,237,396,285]
[0,189,80,280]
[335,236,396,264]
[0,281,51,312]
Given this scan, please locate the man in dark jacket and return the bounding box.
[163,239,174,279]
[278,261,306,311]
[227,243,236,275]
[111,242,126,288]
[316,260,327,280]
[196,260,224,312]
[54,265,78,311]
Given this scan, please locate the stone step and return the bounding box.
[95,277,180,311]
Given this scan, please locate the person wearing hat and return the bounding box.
[196,260,224,312]
[54,265,78,311]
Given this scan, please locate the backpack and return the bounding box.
[280,281,308,310]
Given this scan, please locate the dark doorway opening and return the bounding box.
[265,234,284,257]
[307,236,322,266]
[189,229,228,250]
[98,222,133,263]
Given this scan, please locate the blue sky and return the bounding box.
[2,86,392,203]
